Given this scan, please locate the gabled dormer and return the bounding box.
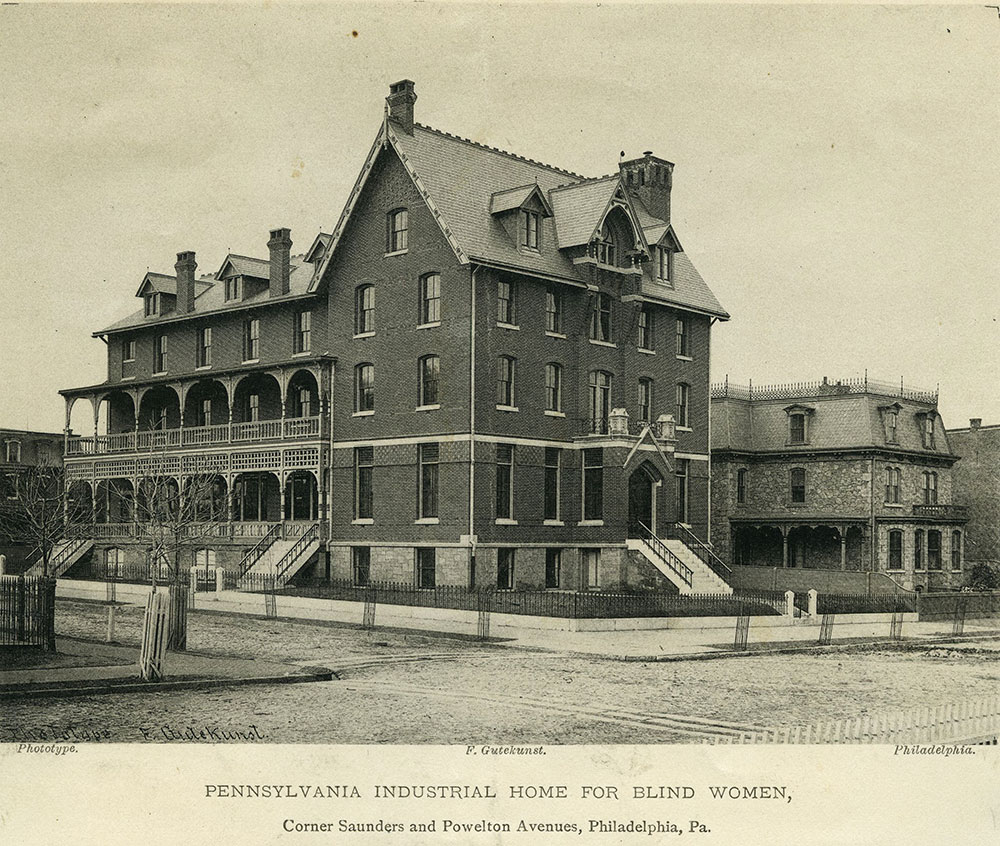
[215,255,270,303]
[646,225,682,286]
[304,232,332,265]
[135,273,177,318]
[490,184,553,253]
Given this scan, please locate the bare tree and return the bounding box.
[0,465,73,577]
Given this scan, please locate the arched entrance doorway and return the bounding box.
[627,461,662,536]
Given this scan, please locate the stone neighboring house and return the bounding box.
[57,80,732,594]
[710,377,968,592]
[948,419,1000,570]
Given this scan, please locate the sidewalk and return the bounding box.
[0,637,334,698]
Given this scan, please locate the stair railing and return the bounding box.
[237,523,283,577]
[668,522,732,581]
[274,523,320,583]
[637,521,693,587]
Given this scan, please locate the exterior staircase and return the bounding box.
[27,538,93,577]
[242,523,320,589]
[627,522,734,595]
[662,539,733,595]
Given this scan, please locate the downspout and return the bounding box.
[468,266,478,577]
[328,361,335,551]
[707,316,714,547]
[870,454,876,573]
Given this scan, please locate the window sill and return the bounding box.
[884,503,905,509]
[543,519,564,526]
[787,502,809,508]
[545,331,567,340]
[496,322,520,331]
[120,376,135,382]
[544,410,565,418]
[495,518,518,526]
[352,410,375,418]
[415,517,440,525]
[578,519,605,526]
[677,426,693,433]
[638,348,656,356]
[676,354,694,362]
[351,518,374,525]
[415,404,441,412]
[152,370,167,377]
[292,350,312,357]
[416,321,441,330]
[496,405,519,413]
[243,359,260,365]
[353,331,375,340]
[588,339,616,349]
[384,249,408,258]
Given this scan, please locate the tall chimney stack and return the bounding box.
[619,151,674,225]
[175,251,196,313]
[268,228,292,297]
[386,79,417,135]
[970,418,982,429]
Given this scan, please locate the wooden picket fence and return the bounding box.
[138,589,169,681]
[712,695,1000,744]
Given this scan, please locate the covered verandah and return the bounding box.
[731,516,870,571]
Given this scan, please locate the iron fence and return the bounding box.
[816,592,916,615]
[0,575,56,650]
[917,591,1000,623]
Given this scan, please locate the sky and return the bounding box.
[1,3,998,433]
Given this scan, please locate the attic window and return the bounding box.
[520,210,540,251]
[657,246,673,284]
[144,292,161,317]
[595,225,617,267]
[225,276,243,302]
[884,408,899,443]
[784,405,815,445]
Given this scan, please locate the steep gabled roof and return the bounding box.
[216,254,271,280]
[304,232,332,263]
[134,272,178,297]
[489,183,553,216]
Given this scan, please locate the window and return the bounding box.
[248,393,260,423]
[914,529,924,570]
[789,413,806,445]
[923,414,936,449]
[545,287,562,333]
[154,335,167,373]
[354,446,373,520]
[123,339,136,362]
[888,531,903,570]
[197,327,212,367]
[419,273,441,324]
[198,399,212,427]
[5,441,21,463]
[675,383,690,428]
[497,356,516,407]
[520,209,540,250]
[737,468,747,504]
[352,547,371,586]
[418,355,440,406]
[675,458,689,522]
[497,548,515,589]
[638,307,654,350]
[418,443,439,519]
[416,547,435,589]
[195,548,216,570]
[885,467,901,504]
[296,387,311,418]
[105,547,123,570]
[355,285,375,335]
[675,316,690,356]
[544,447,561,521]
[595,224,617,266]
[790,467,806,504]
[951,531,962,570]
[582,549,600,589]
[144,292,162,317]
[638,378,653,423]
[885,409,898,443]
[590,292,613,342]
[495,443,514,520]
[355,364,375,412]
[583,448,603,520]
[497,280,516,325]
[545,549,561,589]
[387,208,408,252]
[225,276,243,302]
[657,246,673,283]
[243,318,260,361]
[294,310,312,353]
[545,363,562,412]
[588,370,612,433]
[927,530,942,570]
[923,471,938,505]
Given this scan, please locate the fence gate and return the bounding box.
[733,605,750,651]
[818,613,835,646]
[953,597,968,636]
[139,590,169,681]
[363,585,376,630]
[890,610,904,640]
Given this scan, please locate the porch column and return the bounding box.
[781,526,789,568]
[279,473,287,521]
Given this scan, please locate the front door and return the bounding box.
[628,471,653,537]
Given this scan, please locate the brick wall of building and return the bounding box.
[949,425,1000,567]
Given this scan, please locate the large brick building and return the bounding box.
[710,377,968,591]
[948,419,1000,570]
[59,81,730,593]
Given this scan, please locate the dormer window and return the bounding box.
[144,292,161,317]
[657,246,673,284]
[784,404,815,445]
[595,224,617,266]
[520,210,540,250]
[5,440,21,463]
[924,413,936,449]
[225,276,243,302]
[884,408,899,443]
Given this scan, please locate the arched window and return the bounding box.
[927,530,942,570]
[545,363,562,413]
[885,467,901,503]
[789,413,806,444]
[355,363,375,412]
[790,468,806,503]
[387,208,408,253]
[419,273,441,325]
[418,355,440,406]
[588,370,613,433]
[355,285,375,335]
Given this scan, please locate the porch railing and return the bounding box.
[636,521,693,587]
[274,523,320,581]
[65,416,323,456]
[237,522,283,576]
[667,522,733,581]
[912,504,969,520]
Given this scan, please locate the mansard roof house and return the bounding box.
[59,80,730,595]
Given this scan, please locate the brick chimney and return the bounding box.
[268,228,292,298]
[175,251,196,313]
[619,151,674,224]
[386,79,417,135]
[970,418,982,429]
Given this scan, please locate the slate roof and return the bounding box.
[548,177,621,248]
[218,254,271,279]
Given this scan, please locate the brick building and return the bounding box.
[948,419,1000,569]
[59,80,730,592]
[710,377,968,591]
